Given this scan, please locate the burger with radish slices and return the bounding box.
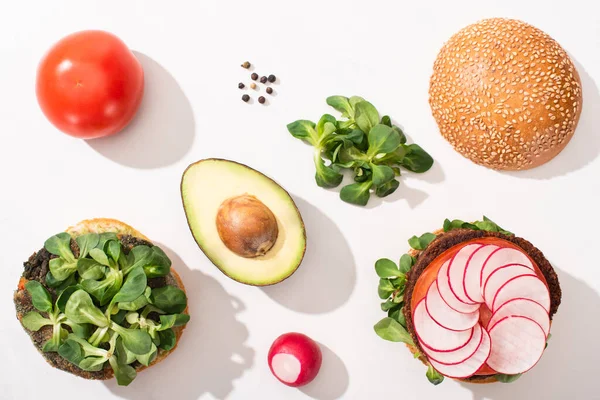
[373,217,561,385]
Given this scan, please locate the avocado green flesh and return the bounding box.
[181,159,306,286]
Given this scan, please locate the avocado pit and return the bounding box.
[216,194,279,258]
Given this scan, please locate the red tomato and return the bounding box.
[36,30,144,139]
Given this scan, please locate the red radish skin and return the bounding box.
[268,333,322,387]
[463,245,500,303]
[483,264,536,306]
[430,329,491,378]
[447,244,483,305]
[426,281,479,331]
[423,324,483,365]
[487,298,550,337]
[413,299,474,352]
[437,260,480,314]
[486,316,546,375]
[480,247,534,287]
[407,238,552,379]
[492,275,551,312]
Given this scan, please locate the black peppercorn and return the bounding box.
[251,73,258,80]
[241,61,251,69]
[238,82,245,89]
[242,94,250,102]
[266,87,273,95]
[260,76,268,83]
[268,74,276,83]
[258,96,266,104]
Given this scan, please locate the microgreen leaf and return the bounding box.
[56,286,79,313]
[77,258,105,280]
[426,365,444,385]
[89,248,110,267]
[112,267,147,304]
[367,124,401,157]
[157,329,176,351]
[79,356,107,371]
[49,258,78,282]
[149,286,188,314]
[401,144,434,173]
[158,314,191,330]
[381,299,397,311]
[58,339,84,365]
[76,233,99,259]
[340,181,372,206]
[375,179,400,198]
[354,101,379,134]
[109,356,137,386]
[24,280,53,313]
[44,233,75,262]
[287,120,318,145]
[110,322,153,355]
[314,154,343,188]
[373,317,413,344]
[21,312,53,331]
[316,114,337,140]
[65,290,110,327]
[399,254,415,274]
[371,163,395,186]
[378,279,395,299]
[107,240,122,262]
[326,96,353,118]
[375,258,400,278]
[495,373,522,383]
[381,115,392,127]
[96,232,118,251]
[408,232,437,250]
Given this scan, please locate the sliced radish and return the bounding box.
[423,323,483,365]
[437,260,480,314]
[483,264,536,306]
[486,316,546,375]
[492,275,550,312]
[268,332,322,387]
[430,328,491,378]
[480,247,533,288]
[463,245,499,303]
[426,281,479,331]
[413,299,473,352]
[488,298,550,337]
[447,244,483,305]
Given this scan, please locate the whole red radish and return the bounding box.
[268,332,322,387]
[36,30,144,139]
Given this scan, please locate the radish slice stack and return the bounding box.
[413,243,551,379]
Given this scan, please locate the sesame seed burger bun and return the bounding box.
[429,18,582,170]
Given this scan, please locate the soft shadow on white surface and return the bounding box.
[463,268,599,400]
[502,58,600,179]
[262,196,356,314]
[87,52,195,169]
[105,245,254,400]
[300,343,349,400]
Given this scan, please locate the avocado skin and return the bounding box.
[180,158,307,286]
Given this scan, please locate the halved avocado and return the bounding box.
[181,159,306,286]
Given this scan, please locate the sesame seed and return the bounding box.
[428,18,581,170]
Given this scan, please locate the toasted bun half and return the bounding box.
[15,218,188,381]
[429,18,582,170]
[402,228,561,384]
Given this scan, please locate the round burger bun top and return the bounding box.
[429,18,582,171]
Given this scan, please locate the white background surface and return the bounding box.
[1,1,599,399]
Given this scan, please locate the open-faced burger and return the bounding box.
[373,217,560,385]
[14,218,190,386]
